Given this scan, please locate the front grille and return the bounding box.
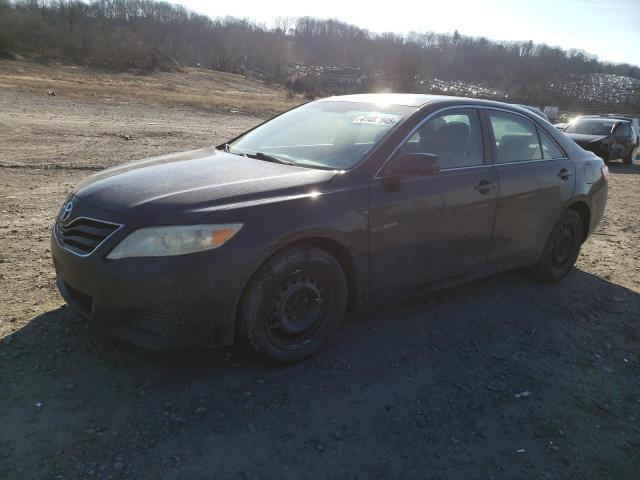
[55,217,121,256]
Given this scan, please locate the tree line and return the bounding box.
[1,0,638,104]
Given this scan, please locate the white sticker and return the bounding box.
[352,113,402,127]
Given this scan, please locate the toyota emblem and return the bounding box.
[59,201,74,223]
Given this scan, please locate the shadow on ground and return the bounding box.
[1,268,639,479]
[608,162,640,175]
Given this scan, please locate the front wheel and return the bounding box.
[533,209,584,283]
[238,246,347,364]
[624,148,635,165]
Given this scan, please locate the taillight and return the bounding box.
[601,165,609,182]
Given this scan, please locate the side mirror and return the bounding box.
[383,152,440,178]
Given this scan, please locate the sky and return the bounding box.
[175,0,640,67]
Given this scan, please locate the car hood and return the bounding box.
[565,133,607,145]
[73,147,337,218]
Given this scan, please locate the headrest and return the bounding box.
[498,134,533,162]
[438,122,470,141]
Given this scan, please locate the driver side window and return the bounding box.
[399,109,484,169]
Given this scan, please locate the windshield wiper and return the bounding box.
[221,143,245,156]
[220,143,241,155]
[221,145,295,165]
[247,151,295,166]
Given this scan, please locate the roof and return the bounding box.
[578,113,639,123]
[317,94,544,117]
[582,114,637,121]
[318,93,459,107]
[575,117,620,124]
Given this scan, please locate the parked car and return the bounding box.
[592,114,640,147]
[564,116,636,164]
[52,94,608,363]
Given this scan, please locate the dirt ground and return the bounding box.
[1,74,640,479]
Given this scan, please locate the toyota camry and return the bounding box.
[52,94,608,363]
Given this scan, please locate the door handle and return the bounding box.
[558,168,573,180]
[474,180,496,194]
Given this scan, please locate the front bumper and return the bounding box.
[51,208,256,350]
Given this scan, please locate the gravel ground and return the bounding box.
[0,90,639,480]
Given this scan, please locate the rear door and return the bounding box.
[611,122,633,160]
[369,108,498,296]
[485,109,576,266]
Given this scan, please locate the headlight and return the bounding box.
[106,224,242,259]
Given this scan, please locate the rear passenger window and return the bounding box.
[400,109,484,169]
[488,111,542,163]
[615,123,631,137]
[539,129,565,159]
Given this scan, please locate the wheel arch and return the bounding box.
[566,200,591,242]
[535,199,592,264]
[233,235,361,344]
[283,237,359,312]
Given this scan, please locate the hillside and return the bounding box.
[0,59,302,114]
[2,1,639,109]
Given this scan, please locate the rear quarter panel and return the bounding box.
[543,122,607,231]
[571,152,607,237]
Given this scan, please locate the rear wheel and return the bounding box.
[238,246,347,364]
[533,209,584,283]
[624,147,635,165]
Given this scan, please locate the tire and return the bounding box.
[624,148,635,165]
[533,209,584,283]
[238,246,347,364]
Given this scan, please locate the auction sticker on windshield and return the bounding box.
[352,113,402,127]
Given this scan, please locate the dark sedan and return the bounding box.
[52,94,608,363]
[564,117,636,164]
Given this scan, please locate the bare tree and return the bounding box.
[0,0,638,106]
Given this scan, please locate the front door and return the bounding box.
[370,108,498,297]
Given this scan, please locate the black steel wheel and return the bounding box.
[533,209,584,283]
[239,246,347,364]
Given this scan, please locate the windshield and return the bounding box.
[228,101,415,170]
[565,119,615,136]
